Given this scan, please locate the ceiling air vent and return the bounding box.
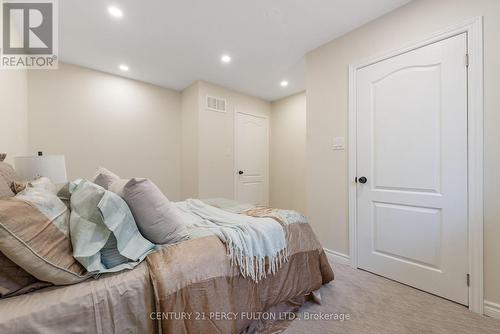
[206,95,227,113]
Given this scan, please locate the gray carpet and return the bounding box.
[284,261,500,334]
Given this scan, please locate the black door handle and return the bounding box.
[238,171,244,175]
[358,176,367,184]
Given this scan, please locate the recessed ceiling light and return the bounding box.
[108,6,123,18]
[119,64,129,71]
[280,80,289,87]
[221,54,232,64]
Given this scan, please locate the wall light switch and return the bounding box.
[333,137,345,150]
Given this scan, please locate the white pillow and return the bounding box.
[29,177,57,194]
[12,176,57,195]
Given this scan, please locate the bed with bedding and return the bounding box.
[0,161,334,334]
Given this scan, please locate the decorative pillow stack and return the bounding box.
[0,154,69,297]
[94,168,188,245]
[0,184,89,286]
[68,179,155,273]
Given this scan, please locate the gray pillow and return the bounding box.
[122,178,188,244]
[94,168,188,245]
[93,167,121,189]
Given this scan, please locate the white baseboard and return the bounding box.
[324,248,350,265]
[484,300,500,319]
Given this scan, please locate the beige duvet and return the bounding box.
[0,217,333,334]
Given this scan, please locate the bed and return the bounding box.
[0,222,332,333]
[0,161,334,334]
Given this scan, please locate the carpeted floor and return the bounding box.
[284,260,500,334]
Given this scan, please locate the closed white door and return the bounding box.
[235,112,269,205]
[356,33,468,304]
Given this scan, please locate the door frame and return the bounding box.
[233,110,270,205]
[348,17,484,314]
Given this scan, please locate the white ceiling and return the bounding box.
[60,0,411,101]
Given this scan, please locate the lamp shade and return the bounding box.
[14,155,67,184]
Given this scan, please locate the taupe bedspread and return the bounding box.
[0,217,333,334]
[147,222,334,333]
[0,262,155,333]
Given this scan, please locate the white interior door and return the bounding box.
[235,112,269,205]
[356,33,468,305]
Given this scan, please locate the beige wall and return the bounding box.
[197,81,271,199]
[180,81,271,200]
[24,65,272,202]
[270,92,306,213]
[181,82,200,199]
[27,63,182,200]
[0,70,29,164]
[306,0,500,304]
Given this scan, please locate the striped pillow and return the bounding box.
[0,188,89,285]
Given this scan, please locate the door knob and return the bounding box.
[358,176,367,184]
[238,171,244,175]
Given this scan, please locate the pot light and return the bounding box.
[280,80,289,87]
[108,6,123,18]
[221,54,232,64]
[119,64,129,71]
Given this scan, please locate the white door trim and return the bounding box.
[348,17,484,314]
[233,111,270,205]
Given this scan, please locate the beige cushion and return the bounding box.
[0,161,16,198]
[0,252,50,298]
[0,189,89,285]
[0,181,13,198]
[0,161,16,185]
[94,168,188,245]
